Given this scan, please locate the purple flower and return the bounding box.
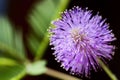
[49,6,116,77]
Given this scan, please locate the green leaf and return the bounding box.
[26,60,46,75]
[27,0,70,60]
[28,0,56,36]
[0,57,26,80]
[0,64,26,80]
[0,16,14,47]
[26,33,40,55]
[14,30,26,60]
[0,16,26,62]
[0,57,17,66]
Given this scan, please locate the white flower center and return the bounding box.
[70,28,85,43]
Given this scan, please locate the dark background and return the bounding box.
[1,0,120,80]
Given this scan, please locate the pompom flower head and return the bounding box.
[49,6,116,77]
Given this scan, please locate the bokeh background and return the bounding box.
[0,0,120,80]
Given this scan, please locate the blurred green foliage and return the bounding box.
[0,0,69,80]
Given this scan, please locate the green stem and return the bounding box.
[98,59,118,80]
[35,35,49,60]
[45,67,80,80]
[52,0,70,19]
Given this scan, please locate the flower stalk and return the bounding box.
[98,59,118,80]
